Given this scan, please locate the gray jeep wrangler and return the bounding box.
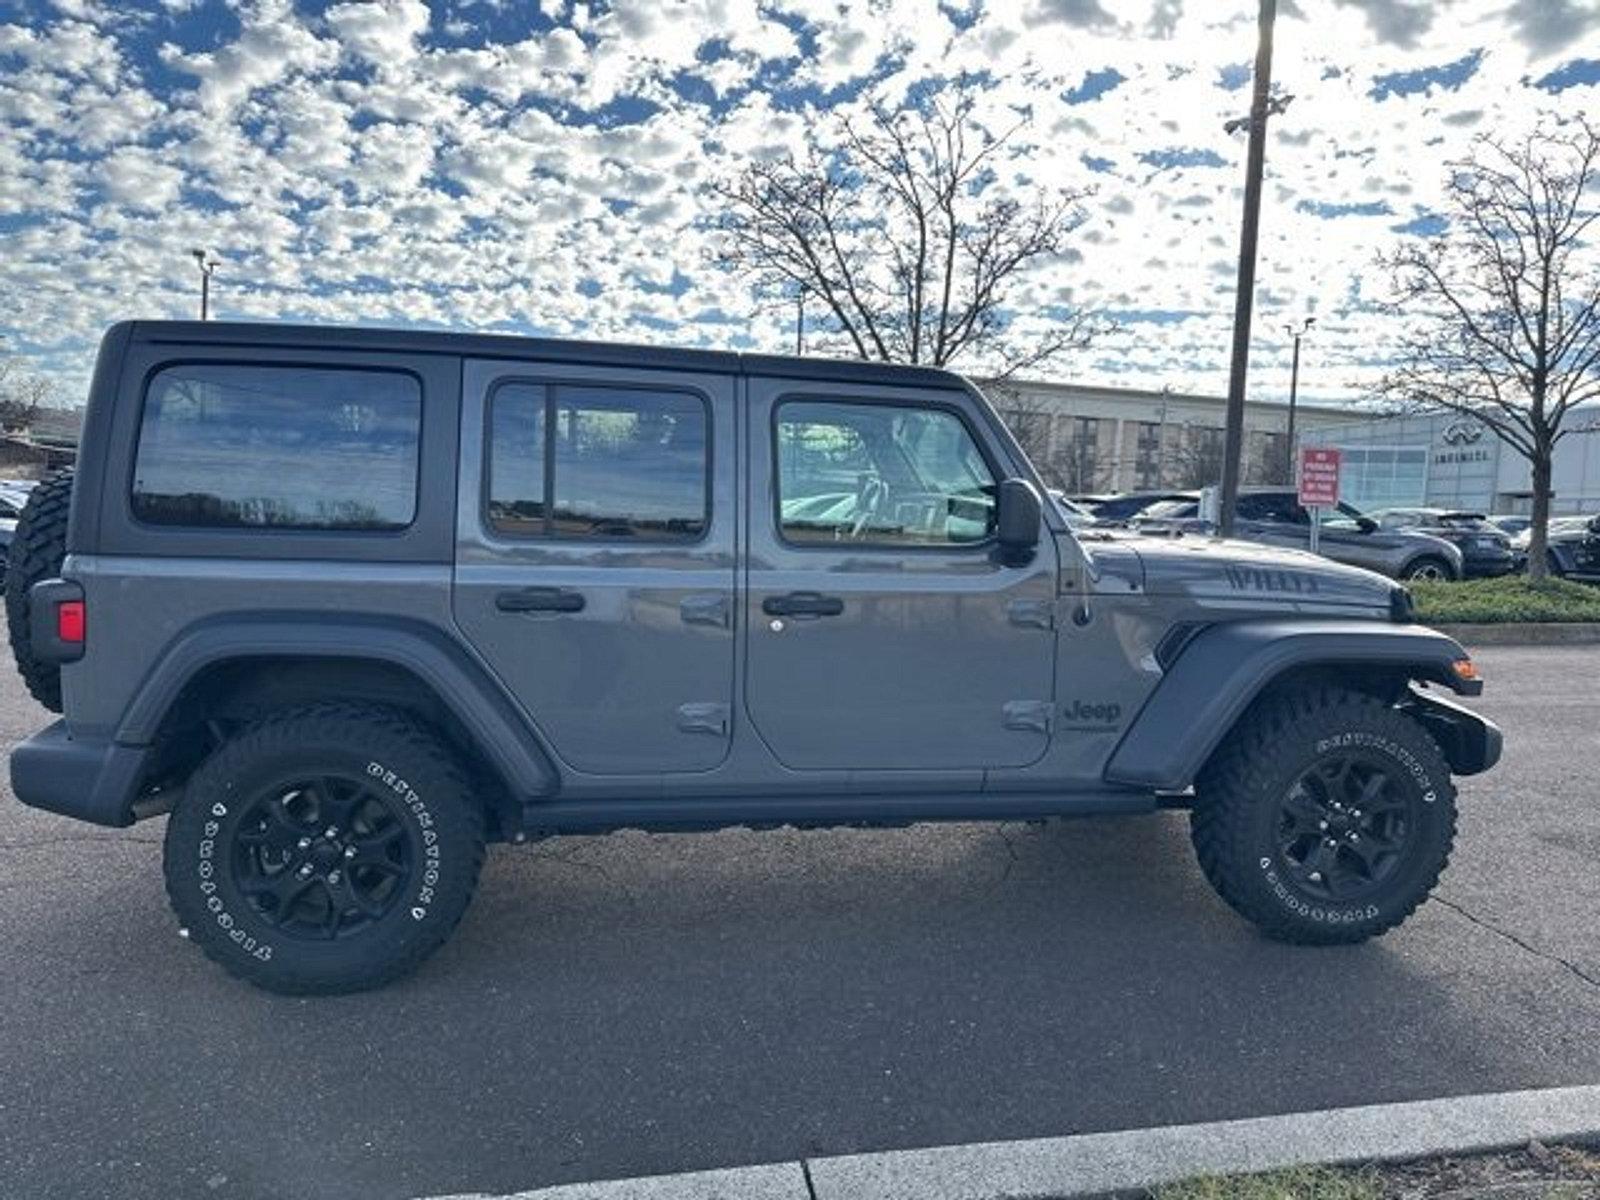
[6,321,1502,994]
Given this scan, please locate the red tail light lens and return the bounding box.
[57,600,85,644]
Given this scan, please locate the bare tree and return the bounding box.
[1165,424,1226,490]
[1377,115,1600,580]
[984,383,1058,478]
[0,352,51,432]
[711,84,1107,376]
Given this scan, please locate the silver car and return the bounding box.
[1131,489,1464,582]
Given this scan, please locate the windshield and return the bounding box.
[1320,501,1369,532]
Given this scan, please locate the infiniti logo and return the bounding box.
[1442,419,1484,445]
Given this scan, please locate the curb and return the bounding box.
[1435,621,1600,646]
[423,1084,1600,1200]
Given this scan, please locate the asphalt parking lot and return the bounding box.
[2,646,1598,1200]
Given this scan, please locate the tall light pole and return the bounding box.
[1283,316,1314,483]
[1217,0,1288,536]
[190,248,219,320]
[795,286,806,355]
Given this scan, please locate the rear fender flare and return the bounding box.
[116,616,560,804]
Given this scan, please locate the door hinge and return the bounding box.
[1005,598,1056,630]
[676,702,730,736]
[1002,700,1054,734]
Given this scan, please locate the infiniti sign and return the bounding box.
[1442,419,1484,445]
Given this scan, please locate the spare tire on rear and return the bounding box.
[6,469,74,712]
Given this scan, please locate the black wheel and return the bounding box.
[5,469,73,711]
[1191,686,1457,944]
[1402,555,1453,583]
[164,704,486,994]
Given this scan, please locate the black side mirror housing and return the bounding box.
[996,478,1042,557]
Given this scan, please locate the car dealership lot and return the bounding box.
[1,647,1598,1200]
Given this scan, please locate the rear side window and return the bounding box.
[132,364,421,530]
[488,383,708,540]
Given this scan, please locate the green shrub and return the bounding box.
[1156,1165,1379,1200]
[1410,575,1600,624]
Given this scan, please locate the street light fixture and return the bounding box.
[190,248,219,320]
[1283,315,1315,483]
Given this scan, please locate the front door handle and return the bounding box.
[496,586,585,614]
[762,591,844,618]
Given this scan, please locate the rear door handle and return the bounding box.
[496,586,585,614]
[762,591,844,618]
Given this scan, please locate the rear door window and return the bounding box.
[487,383,709,540]
[132,364,421,530]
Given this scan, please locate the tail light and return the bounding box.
[28,579,85,663]
[57,599,85,644]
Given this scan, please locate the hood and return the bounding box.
[1092,532,1402,620]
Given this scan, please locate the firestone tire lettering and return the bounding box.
[163,703,485,995]
[1190,686,1458,945]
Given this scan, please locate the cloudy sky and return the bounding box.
[1,0,1597,406]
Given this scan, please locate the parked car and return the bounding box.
[1080,490,1196,524]
[1366,509,1516,579]
[1128,489,1465,582]
[1528,514,1600,581]
[0,484,30,586]
[6,320,1500,993]
[1488,514,1532,539]
[1047,489,1101,530]
[1510,516,1591,558]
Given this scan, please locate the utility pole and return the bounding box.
[191,248,219,320]
[1217,0,1286,536]
[1283,316,1314,483]
[795,287,806,355]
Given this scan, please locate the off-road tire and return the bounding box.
[1402,555,1454,583]
[1191,686,1457,944]
[164,703,486,995]
[4,468,73,711]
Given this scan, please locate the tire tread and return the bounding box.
[163,702,486,995]
[1191,685,1457,944]
[5,469,74,711]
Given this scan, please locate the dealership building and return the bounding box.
[986,379,1352,494]
[1302,407,1600,517]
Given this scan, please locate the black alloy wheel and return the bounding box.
[232,774,414,940]
[1275,753,1414,903]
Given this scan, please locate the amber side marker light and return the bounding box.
[1451,657,1481,684]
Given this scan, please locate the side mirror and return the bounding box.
[1588,515,1600,535]
[1357,516,1378,534]
[996,478,1042,556]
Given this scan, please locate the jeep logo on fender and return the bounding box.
[1064,700,1122,724]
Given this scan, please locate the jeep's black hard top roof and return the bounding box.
[117,320,973,391]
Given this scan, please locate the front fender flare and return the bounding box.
[1103,621,1484,791]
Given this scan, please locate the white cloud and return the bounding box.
[0,0,1596,409]
[98,146,184,210]
[325,0,431,66]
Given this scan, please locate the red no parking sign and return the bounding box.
[1298,447,1342,509]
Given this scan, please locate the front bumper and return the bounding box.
[1402,689,1503,776]
[10,721,150,827]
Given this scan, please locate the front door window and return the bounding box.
[775,401,997,547]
